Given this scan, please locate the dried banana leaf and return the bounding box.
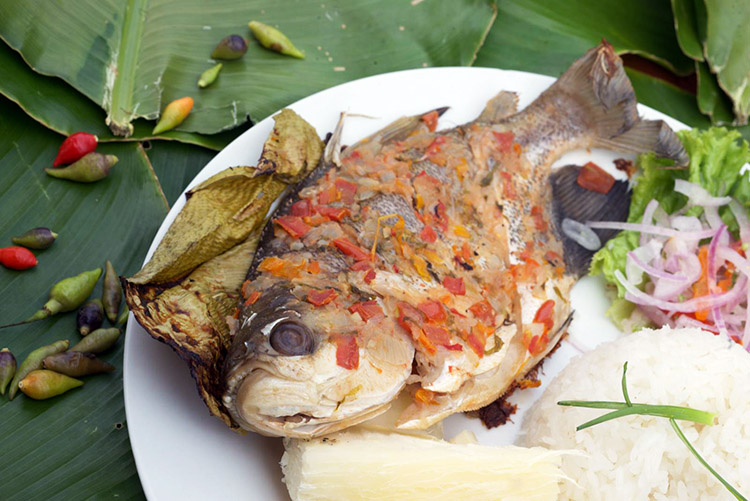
[129,109,323,284]
[123,108,323,428]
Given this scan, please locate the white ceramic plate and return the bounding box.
[123,67,687,500]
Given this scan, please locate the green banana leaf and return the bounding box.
[0,0,496,137]
[0,95,215,499]
[0,42,245,151]
[671,0,705,61]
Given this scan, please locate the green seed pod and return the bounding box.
[69,328,121,354]
[44,152,118,183]
[248,21,305,59]
[77,299,104,336]
[116,304,130,326]
[102,260,122,323]
[0,348,17,395]
[18,370,83,400]
[11,227,58,250]
[42,352,114,377]
[9,340,69,400]
[211,35,247,60]
[198,63,223,88]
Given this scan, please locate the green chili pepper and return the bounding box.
[11,227,58,250]
[42,352,114,377]
[18,370,83,400]
[69,328,121,354]
[198,63,223,88]
[152,97,194,135]
[116,304,130,326]
[0,348,17,395]
[77,299,104,336]
[211,35,247,60]
[44,152,118,183]
[248,21,305,59]
[9,340,69,400]
[102,260,122,323]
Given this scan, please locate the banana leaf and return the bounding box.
[0,0,496,136]
[0,94,214,499]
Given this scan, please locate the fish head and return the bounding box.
[222,278,415,438]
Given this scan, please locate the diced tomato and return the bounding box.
[316,205,351,222]
[533,299,555,333]
[307,261,320,274]
[318,185,340,205]
[258,256,287,273]
[244,291,261,306]
[499,171,517,199]
[425,136,446,156]
[492,131,515,153]
[332,237,370,261]
[523,328,549,357]
[530,205,548,232]
[241,280,252,298]
[577,162,615,194]
[443,276,465,295]
[417,300,447,322]
[416,330,437,354]
[434,201,449,232]
[348,300,384,322]
[290,199,313,217]
[307,289,337,307]
[423,325,451,346]
[335,336,359,370]
[421,110,439,132]
[275,215,311,238]
[397,301,424,337]
[468,300,496,326]
[420,224,437,243]
[464,331,485,357]
[259,257,306,279]
[364,269,376,284]
[335,179,358,204]
[350,260,371,271]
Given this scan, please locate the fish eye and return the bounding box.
[269,321,315,356]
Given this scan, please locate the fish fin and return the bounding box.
[324,112,348,167]
[549,165,631,276]
[550,41,687,162]
[476,91,519,122]
[593,119,689,165]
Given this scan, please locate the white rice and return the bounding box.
[522,327,750,500]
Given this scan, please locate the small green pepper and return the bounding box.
[11,227,58,249]
[198,63,223,88]
[77,299,104,336]
[18,370,83,400]
[44,152,118,183]
[42,352,114,377]
[248,21,305,58]
[102,260,122,323]
[0,348,17,395]
[9,340,69,400]
[69,328,121,354]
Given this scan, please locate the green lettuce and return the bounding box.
[589,127,750,324]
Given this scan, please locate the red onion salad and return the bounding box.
[587,180,750,350]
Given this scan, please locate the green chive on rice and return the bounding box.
[522,327,750,500]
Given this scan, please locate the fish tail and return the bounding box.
[553,40,687,164]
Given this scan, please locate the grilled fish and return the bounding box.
[222,42,687,438]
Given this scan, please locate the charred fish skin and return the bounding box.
[223,41,687,437]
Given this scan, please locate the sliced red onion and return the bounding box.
[562,218,601,251]
[706,225,727,284]
[625,240,663,285]
[670,216,703,232]
[628,251,687,282]
[673,179,733,207]
[587,221,718,240]
[744,289,750,349]
[674,314,720,333]
[640,199,659,246]
[703,206,725,229]
[616,269,748,313]
[638,305,675,328]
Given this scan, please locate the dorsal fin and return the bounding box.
[476,91,519,123]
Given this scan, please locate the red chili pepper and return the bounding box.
[420,224,437,243]
[492,131,514,153]
[306,289,337,307]
[577,162,615,194]
[332,238,370,261]
[275,216,311,238]
[534,299,556,333]
[53,132,98,167]
[468,300,496,326]
[442,276,465,295]
[334,179,358,204]
[348,300,384,322]
[290,199,313,217]
[316,206,350,222]
[334,335,359,370]
[417,300,446,322]
[0,246,37,270]
[421,110,439,132]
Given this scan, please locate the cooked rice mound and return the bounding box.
[522,327,750,500]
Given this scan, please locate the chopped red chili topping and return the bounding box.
[318,185,340,205]
[464,331,485,357]
[316,205,350,221]
[577,162,615,194]
[307,288,337,307]
[244,290,261,306]
[523,329,548,357]
[534,299,555,333]
[348,300,384,322]
[396,301,424,336]
[335,335,359,370]
[499,171,517,199]
[364,269,376,284]
[334,179,358,204]
[332,237,370,261]
[492,131,515,153]
[423,325,451,346]
[442,276,465,295]
[445,343,463,351]
[417,300,447,323]
[468,300,495,326]
[275,215,311,238]
[421,110,439,132]
[290,199,313,217]
[350,260,371,271]
[530,205,548,232]
[420,224,437,243]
